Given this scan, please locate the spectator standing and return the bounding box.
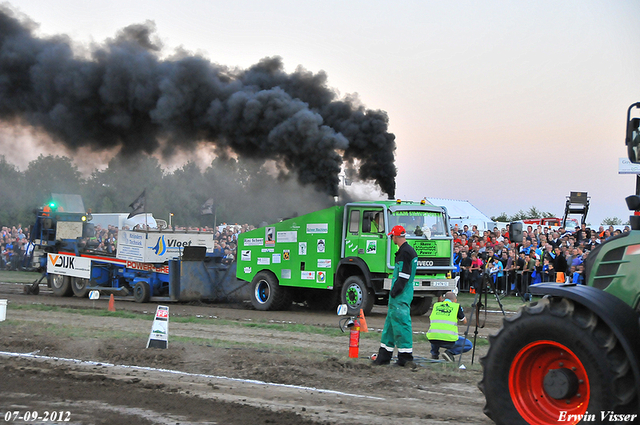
[553,247,568,283]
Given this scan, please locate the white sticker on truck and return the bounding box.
[47,253,91,279]
[306,223,328,234]
[301,271,315,280]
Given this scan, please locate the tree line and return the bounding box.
[0,154,335,229]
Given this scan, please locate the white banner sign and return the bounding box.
[619,157,640,174]
[47,253,91,279]
[117,230,215,263]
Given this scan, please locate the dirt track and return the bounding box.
[0,281,504,424]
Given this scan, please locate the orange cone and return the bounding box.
[358,309,368,333]
[108,294,116,312]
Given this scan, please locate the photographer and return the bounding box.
[426,292,473,362]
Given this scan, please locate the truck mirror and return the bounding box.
[627,117,640,163]
[625,195,640,211]
[337,304,348,316]
[626,104,640,163]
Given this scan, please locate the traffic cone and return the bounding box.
[358,309,368,333]
[108,294,116,312]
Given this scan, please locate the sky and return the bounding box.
[2,0,640,226]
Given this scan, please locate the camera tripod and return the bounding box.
[458,272,506,366]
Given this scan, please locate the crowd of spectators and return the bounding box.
[1,225,32,270]
[451,222,630,296]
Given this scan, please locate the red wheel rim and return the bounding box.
[509,340,590,424]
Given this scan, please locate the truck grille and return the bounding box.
[417,257,450,267]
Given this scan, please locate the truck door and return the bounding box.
[344,206,386,273]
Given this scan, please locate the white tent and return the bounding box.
[426,198,497,232]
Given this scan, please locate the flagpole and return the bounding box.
[145,190,148,232]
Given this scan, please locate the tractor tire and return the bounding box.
[340,276,374,315]
[133,281,151,303]
[49,274,72,297]
[479,296,637,425]
[410,296,433,316]
[71,277,91,298]
[250,271,291,311]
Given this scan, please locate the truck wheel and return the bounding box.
[480,296,637,425]
[49,274,72,297]
[410,296,432,316]
[341,276,373,315]
[251,271,291,311]
[134,281,151,303]
[71,277,91,298]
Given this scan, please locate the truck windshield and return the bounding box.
[389,211,447,237]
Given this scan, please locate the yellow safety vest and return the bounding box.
[427,301,459,342]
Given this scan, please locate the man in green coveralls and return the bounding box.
[372,225,418,368]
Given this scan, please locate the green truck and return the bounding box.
[236,199,457,316]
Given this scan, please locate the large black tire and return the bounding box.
[340,276,374,315]
[250,271,291,311]
[71,277,91,298]
[480,296,637,425]
[133,281,151,303]
[49,274,72,297]
[306,288,340,311]
[410,296,433,316]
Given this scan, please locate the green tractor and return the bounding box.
[480,103,640,424]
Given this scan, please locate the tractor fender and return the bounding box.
[335,257,372,289]
[530,283,640,405]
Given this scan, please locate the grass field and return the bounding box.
[0,270,43,284]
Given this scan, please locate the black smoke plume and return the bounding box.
[0,6,396,197]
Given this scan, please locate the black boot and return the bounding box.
[396,351,414,366]
[372,347,392,365]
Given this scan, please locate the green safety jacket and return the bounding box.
[427,300,460,342]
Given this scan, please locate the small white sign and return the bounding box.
[244,238,264,246]
[281,269,291,279]
[299,242,307,255]
[301,271,316,280]
[257,257,270,265]
[307,223,329,234]
[272,253,281,264]
[317,239,326,253]
[89,290,100,300]
[147,305,169,349]
[277,231,297,243]
[317,271,326,283]
[244,266,252,273]
[241,250,251,261]
[317,259,332,268]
